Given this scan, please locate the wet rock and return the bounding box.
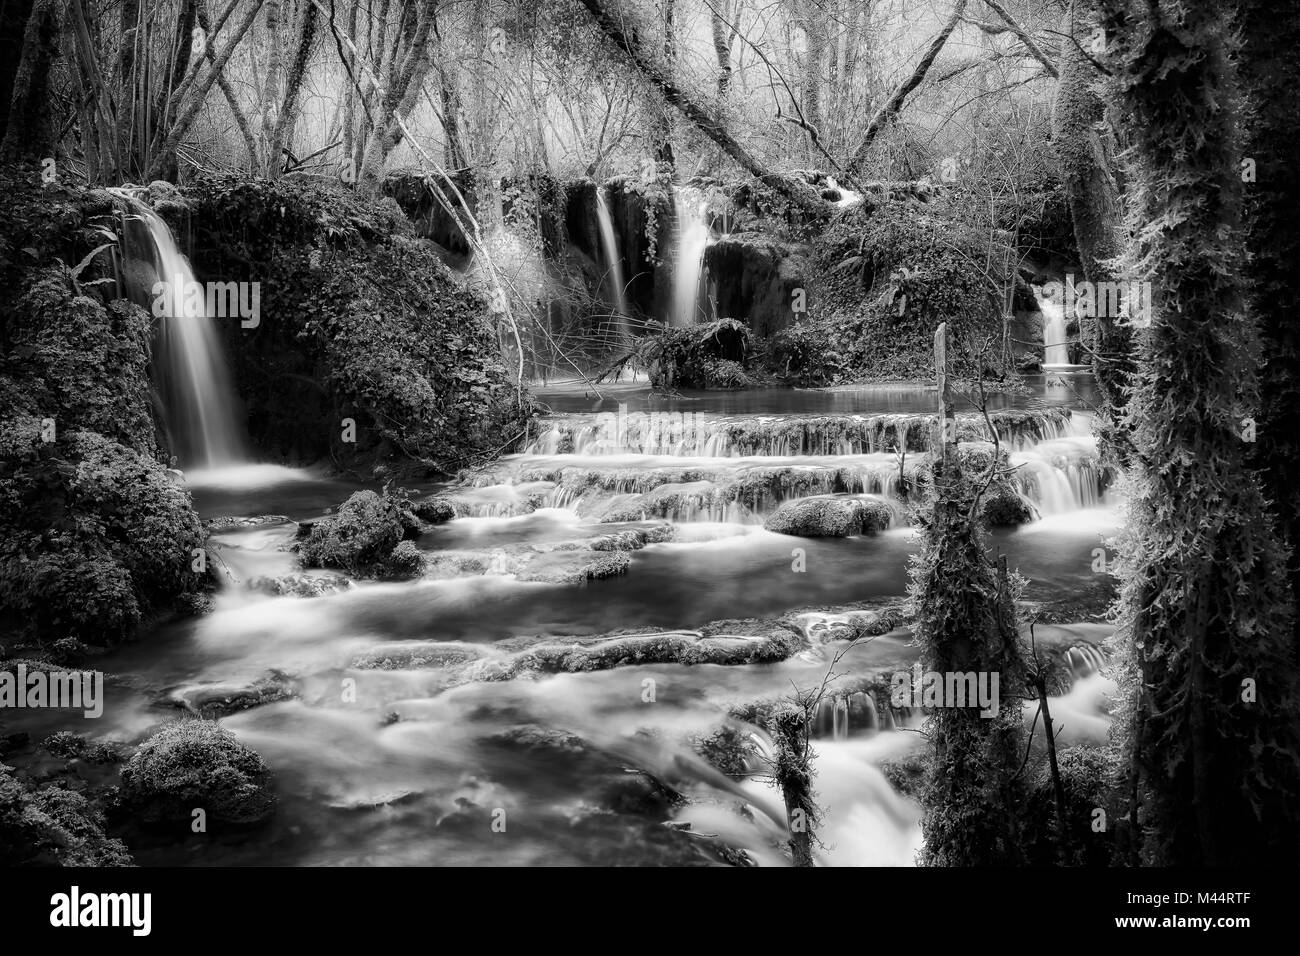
[410,495,456,525]
[763,494,893,537]
[40,732,122,764]
[299,490,425,578]
[514,549,630,585]
[981,484,1035,526]
[387,540,425,577]
[350,642,486,670]
[166,671,300,718]
[586,523,676,551]
[247,573,353,598]
[121,719,276,826]
[205,515,295,533]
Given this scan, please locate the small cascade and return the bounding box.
[671,188,710,327]
[594,187,630,339]
[1035,284,1070,366]
[113,191,246,468]
[525,408,1080,458]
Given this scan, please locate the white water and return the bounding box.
[671,189,710,327]
[117,194,246,467]
[594,188,629,328]
[1035,285,1070,366]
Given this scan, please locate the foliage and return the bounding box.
[635,318,750,389]
[0,764,132,866]
[773,200,1006,384]
[0,422,205,645]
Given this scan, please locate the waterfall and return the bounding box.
[594,187,629,322]
[671,189,710,327]
[114,192,245,468]
[1034,284,1070,365]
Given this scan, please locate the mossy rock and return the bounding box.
[763,494,893,537]
[121,720,275,826]
[0,424,205,644]
[0,766,133,866]
[299,490,425,577]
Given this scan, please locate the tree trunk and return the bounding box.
[1103,0,1300,865]
[845,0,967,178]
[1239,0,1300,652]
[577,0,824,214]
[1,0,62,167]
[1052,2,1131,462]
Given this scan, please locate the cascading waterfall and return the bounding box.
[114,192,246,468]
[1035,284,1070,365]
[594,187,629,326]
[671,188,710,327]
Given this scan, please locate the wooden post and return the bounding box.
[934,322,955,473]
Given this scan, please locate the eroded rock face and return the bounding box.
[704,236,811,339]
[763,494,894,537]
[121,720,276,826]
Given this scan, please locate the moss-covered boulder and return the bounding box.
[0,765,133,866]
[298,490,426,578]
[763,494,893,537]
[121,720,275,826]
[0,422,205,644]
[176,176,531,473]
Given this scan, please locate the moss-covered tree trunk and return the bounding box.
[1239,0,1300,658]
[1052,1,1132,461]
[1103,0,1300,864]
[913,325,1027,866]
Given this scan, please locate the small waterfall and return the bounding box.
[671,189,710,327]
[1035,284,1070,365]
[115,192,245,468]
[594,187,629,323]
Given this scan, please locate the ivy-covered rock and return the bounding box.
[0,422,205,645]
[120,720,275,826]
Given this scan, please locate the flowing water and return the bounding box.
[24,209,1119,866]
[594,187,629,330]
[1035,284,1071,366]
[671,189,711,327]
[112,192,246,468]
[12,358,1121,865]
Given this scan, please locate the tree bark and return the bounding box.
[1240,0,1300,651]
[1,0,63,166]
[1052,2,1131,462]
